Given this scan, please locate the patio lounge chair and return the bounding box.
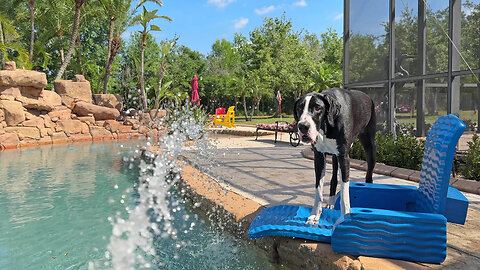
[212,106,236,128]
[248,114,469,263]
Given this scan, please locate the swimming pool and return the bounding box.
[0,140,282,269]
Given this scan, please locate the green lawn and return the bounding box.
[234,110,477,127]
[235,115,295,125]
[396,110,478,126]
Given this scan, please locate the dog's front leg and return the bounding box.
[338,154,351,215]
[307,150,326,224]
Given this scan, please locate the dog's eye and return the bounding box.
[314,106,322,112]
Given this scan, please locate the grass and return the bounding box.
[235,115,295,125]
[396,110,478,126]
[234,110,477,127]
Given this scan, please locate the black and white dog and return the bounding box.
[293,88,376,224]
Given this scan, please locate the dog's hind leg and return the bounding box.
[358,118,376,183]
[307,149,326,224]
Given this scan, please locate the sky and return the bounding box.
[128,0,344,55]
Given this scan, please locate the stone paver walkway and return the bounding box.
[188,130,480,269]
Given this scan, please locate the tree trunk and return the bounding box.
[55,1,85,81]
[29,0,35,63]
[154,63,166,112]
[103,17,115,94]
[75,32,83,74]
[249,97,260,121]
[59,33,65,64]
[242,93,248,121]
[0,22,4,68]
[140,34,147,110]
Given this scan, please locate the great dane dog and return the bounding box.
[294,88,376,224]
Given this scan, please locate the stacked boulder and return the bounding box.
[0,61,164,150]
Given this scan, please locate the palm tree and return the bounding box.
[100,0,130,94]
[0,11,28,68]
[101,0,164,94]
[28,0,35,62]
[154,40,175,110]
[131,6,171,110]
[55,0,88,81]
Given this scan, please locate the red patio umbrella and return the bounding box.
[190,75,200,106]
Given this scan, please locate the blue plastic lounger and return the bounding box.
[248,114,469,263]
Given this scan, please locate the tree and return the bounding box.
[55,0,88,81]
[154,39,176,111]
[101,0,163,94]
[28,0,35,62]
[131,6,171,110]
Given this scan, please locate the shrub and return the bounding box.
[350,132,425,171]
[459,134,480,181]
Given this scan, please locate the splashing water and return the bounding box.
[104,103,217,269]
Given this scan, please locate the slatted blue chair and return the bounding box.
[248,114,469,263]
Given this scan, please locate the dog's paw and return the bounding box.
[306,214,321,225]
[325,196,336,209]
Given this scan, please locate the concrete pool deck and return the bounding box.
[179,127,480,269]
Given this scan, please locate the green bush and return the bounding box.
[350,132,425,171]
[459,134,480,181]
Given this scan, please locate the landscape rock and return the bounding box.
[89,126,113,138]
[4,61,16,70]
[54,79,92,107]
[80,122,89,134]
[42,115,54,128]
[92,94,123,112]
[15,96,54,111]
[74,74,87,82]
[41,90,62,107]
[77,115,95,125]
[0,100,25,126]
[73,101,120,120]
[0,69,47,89]
[0,95,15,101]
[57,119,83,135]
[48,108,72,121]
[0,109,4,122]
[20,86,43,97]
[103,120,122,132]
[22,116,45,129]
[150,109,167,119]
[39,127,53,138]
[123,118,140,129]
[0,86,21,97]
[52,131,68,143]
[0,133,19,147]
[4,127,41,140]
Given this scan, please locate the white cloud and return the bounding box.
[333,13,343,21]
[207,0,236,9]
[233,17,249,29]
[254,5,277,15]
[294,0,307,7]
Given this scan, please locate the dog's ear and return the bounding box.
[323,94,341,126]
[293,97,302,121]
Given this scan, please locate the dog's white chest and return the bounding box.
[314,133,339,155]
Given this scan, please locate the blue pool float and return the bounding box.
[248,114,469,263]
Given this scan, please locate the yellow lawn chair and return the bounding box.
[212,106,236,128]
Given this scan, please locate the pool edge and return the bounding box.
[178,164,429,270]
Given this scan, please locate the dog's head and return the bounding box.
[293,92,340,143]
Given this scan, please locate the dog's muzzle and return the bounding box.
[298,122,314,143]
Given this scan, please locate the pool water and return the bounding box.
[0,141,282,269]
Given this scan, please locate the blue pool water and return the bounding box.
[0,141,282,269]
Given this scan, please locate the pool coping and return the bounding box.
[178,158,429,270]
